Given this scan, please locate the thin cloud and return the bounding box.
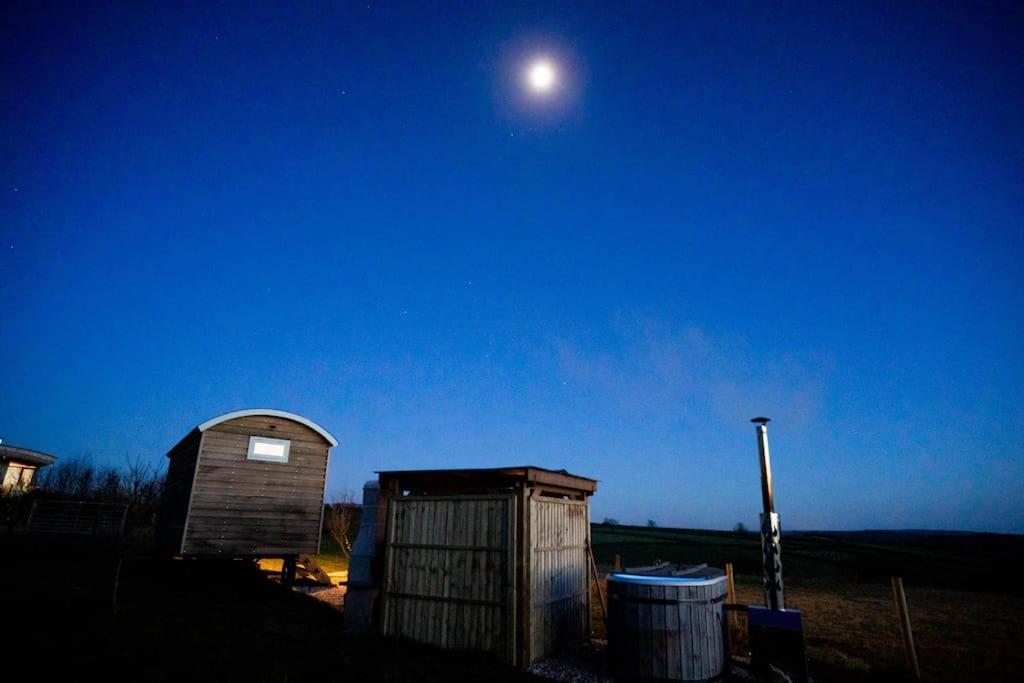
[554,316,830,431]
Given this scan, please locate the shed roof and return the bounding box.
[377,465,598,495]
[167,409,339,456]
[0,444,57,467]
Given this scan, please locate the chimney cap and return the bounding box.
[750,416,771,424]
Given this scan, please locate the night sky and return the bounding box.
[2,2,1022,532]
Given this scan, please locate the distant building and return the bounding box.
[0,443,57,491]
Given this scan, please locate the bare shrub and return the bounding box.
[122,455,162,516]
[35,457,97,498]
[32,454,165,528]
[322,491,360,557]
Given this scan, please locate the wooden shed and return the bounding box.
[375,466,598,667]
[156,409,337,560]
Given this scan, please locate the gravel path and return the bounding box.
[527,641,615,683]
[527,640,765,683]
[303,585,346,608]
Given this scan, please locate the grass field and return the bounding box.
[591,523,1024,682]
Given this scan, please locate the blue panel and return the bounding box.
[748,605,803,630]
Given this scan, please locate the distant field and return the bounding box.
[591,523,1024,681]
[591,523,1024,589]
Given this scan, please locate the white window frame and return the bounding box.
[246,436,291,463]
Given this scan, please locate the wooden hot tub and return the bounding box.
[607,564,727,681]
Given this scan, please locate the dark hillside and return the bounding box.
[591,524,1024,592]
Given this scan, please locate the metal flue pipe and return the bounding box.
[752,417,785,610]
[756,419,775,515]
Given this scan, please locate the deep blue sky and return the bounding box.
[3,1,1022,532]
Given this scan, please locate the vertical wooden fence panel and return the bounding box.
[382,495,517,663]
[528,496,590,663]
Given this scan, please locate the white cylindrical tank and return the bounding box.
[343,480,380,630]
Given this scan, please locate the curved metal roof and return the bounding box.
[197,409,338,446]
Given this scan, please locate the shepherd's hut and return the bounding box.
[156,409,337,561]
[363,466,597,667]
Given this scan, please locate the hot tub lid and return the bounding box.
[608,572,726,587]
[607,562,726,586]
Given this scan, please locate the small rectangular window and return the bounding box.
[247,436,291,463]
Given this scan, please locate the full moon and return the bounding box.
[527,60,556,93]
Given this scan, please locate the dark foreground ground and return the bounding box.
[2,532,537,683]
[6,527,1023,682]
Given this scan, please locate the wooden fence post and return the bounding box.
[588,543,608,629]
[891,577,921,680]
[613,554,622,572]
[725,563,740,646]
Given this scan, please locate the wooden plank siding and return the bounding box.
[382,495,517,664]
[528,496,590,664]
[170,415,331,556]
[607,577,727,680]
[155,429,202,554]
[374,467,596,668]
